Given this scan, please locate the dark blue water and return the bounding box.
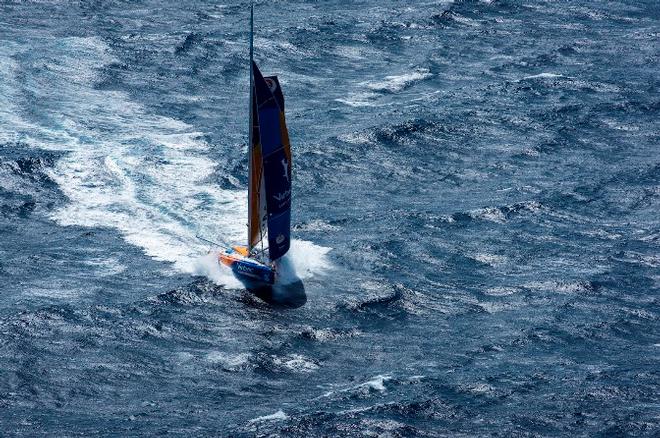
[1,0,658,435]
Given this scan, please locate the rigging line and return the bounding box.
[196,234,223,247]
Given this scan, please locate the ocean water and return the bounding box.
[0,0,658,435]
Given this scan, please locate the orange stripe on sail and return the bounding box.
[248,142,263,248]
[279,112,292,164]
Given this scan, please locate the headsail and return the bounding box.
[252,61,292,260]
[247,89,268,252]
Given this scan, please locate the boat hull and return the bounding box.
[218,246,275,285]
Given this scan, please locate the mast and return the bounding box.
[249,0,254,147]
[247,0,255,250]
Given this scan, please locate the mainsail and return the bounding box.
[250,62,292,261]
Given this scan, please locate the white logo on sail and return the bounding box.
[265,78,277,93]
[281,158,289,183]
[273,189,291,202]
[276,234,285,244]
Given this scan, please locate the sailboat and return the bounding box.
[218,2,292,286]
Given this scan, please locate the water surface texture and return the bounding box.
[1,0,658,435]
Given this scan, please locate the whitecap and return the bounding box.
[522,72,564,80]
[524,280,593,294]
[206,351,250,369]
[484,286,518,296]
[272,354,319,373]
[83,257,127,276]
[471,253,508,266]
[365,68,433,93]
[248,410,289,424]
[470,207,506,223]
[356,374,391,392]
[335,91,382,107]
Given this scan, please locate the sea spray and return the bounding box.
[193,251,244,289]
[277,240,332,284]
[193,240,331,288]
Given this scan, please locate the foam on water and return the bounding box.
[522,72,564,80]
[0,36,330,288]
[272,354,319,373]
[365,68,433,93]
[206,351,250,369]
[193,251,245,289]
[0,37,241,271]
[335,91,385,108]
[248,410,289,424]
[276,240,332,284]
[358,374,391,392]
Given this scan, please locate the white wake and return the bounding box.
[0,36,330,289]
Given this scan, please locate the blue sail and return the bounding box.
[252,61,292,260]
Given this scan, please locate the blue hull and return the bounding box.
[231,259,276,285]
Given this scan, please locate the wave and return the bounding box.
[522,72,564,80]
[449,201,544,224]
[0,149,63,217]
[364,68,433,93]
[248,409,289,424]
[335,68,433,108]
[338,118,442,149]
